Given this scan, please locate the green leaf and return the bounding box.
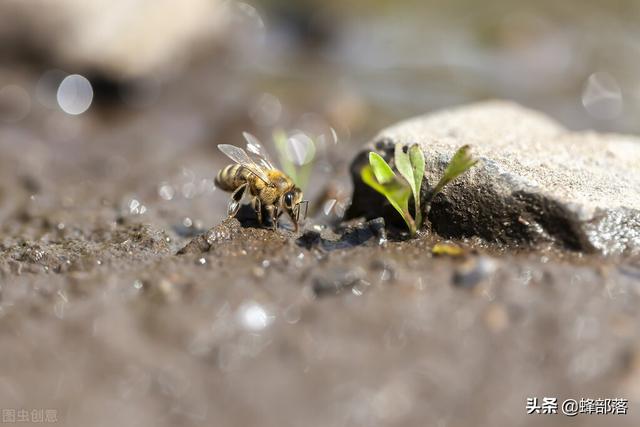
[408,144,425,194]
[394,144,414,193]
[368,152,396,184]
[361,164,415,235]
[408,144,425,227]
[393,143,426,229]
[444,144,477,181]
[431,144,478,199]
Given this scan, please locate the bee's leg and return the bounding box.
[287,209,299,233]
[227,199,241,217]
[266,205,278,231]
[252,197,263,225]
[228,183,247,217]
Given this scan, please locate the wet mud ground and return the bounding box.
[2,127,640,426]
[2,33,640,425]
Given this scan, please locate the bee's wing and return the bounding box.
[243,132,276,170]
[218,144,272,184]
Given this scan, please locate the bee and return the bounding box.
[215,133,308,231]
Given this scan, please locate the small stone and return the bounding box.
[452,256,497,288]
[367,217,387,242]
[296,230,321,250]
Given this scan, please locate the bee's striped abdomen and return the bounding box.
[215,164,251,192]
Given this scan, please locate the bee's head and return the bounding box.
[281,187,307,231]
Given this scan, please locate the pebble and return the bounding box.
[452,256,497,288]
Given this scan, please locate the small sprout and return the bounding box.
[361,153,415,235]
[362,143,477,237]
[428,144,478,205]
[394,144,425,228]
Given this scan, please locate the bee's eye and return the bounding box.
[284,192,294,208]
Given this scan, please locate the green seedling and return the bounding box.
[394,143,425,228]
[361,143,477,236]
[361,154,415,235]
[427,144,478,207]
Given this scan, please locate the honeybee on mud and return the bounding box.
[215,133,308,231]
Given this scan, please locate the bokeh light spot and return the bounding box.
[57,74,94,115]
[285,133,316,166]
[237,302,272,332]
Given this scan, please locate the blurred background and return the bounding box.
[1,0,640,235]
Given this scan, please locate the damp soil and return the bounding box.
[1,184,640,427]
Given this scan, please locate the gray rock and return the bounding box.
[347,101,640,255]
[0,0,227,78]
